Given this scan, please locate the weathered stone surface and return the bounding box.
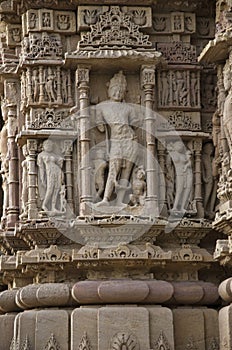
[71,307,98,350]
[98,306,150,350]
[0,313,17,349]
[35,310,69,350]
[172,282,204,304]
[173,308,205,350]
[0,289,22,312]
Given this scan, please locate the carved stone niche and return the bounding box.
[152,12,196,34]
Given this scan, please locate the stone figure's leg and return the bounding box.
[102,159,121,202]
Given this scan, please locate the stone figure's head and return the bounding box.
[136,166,146,180]
[223,59,231,92]
[108,71,127,102]
[203,142,214,155]
[43,139,54,152]
[22,144,28,157]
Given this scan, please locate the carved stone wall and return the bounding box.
[0,0,228,349]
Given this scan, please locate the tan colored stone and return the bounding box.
[98,306,150,350]
[219,305,232,350]
[71,307,98,350]
[72,281,101,304]
[35,309,69,349]
[203,309,219,350]
[173,308,205,350]
[0,289,21,313]
[0,313,17,349]
[17,310,36,349]
[145,280,174,303]
[36,283,70,306]
[172,282,204,304]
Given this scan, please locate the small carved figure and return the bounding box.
[45,68,56,102]
[42,12,51,27]
[190,72,198,106]
[174,15,182,31]
[173,71,188,106]
[96,71,139,207]
[29,12,37,29]
[168,141,192,214]
[160,71,169,106]
[165,154,175,210]
[20,145,29,219]
[37,139,64,213]
[202,143,217,219]
[129,166,146,207]
[32,69,39,102]
[57,14,70,30]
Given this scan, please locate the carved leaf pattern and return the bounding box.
[78,332,92,350]
[44,334,60,350]
[80,6,151,48]
[110,332,139,350]
[21,336,31,350]
[154,331,172,350]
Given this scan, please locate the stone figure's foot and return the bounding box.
[95,198,110,207]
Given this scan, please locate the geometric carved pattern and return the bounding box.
[79,6,151,48]
[157,42,197,63]
[110,332,139,350]
[29,109,72,129]
[44,334,60,350]
[78,332,92,350]
[154,331,172,350]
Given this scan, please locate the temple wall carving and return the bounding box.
[0,0,230,349]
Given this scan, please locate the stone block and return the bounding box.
[98,306,150,350]
[0,313,17,349]
[173,308,205,350]
[147,306,174,350]
[203,309,219,350]
[71,307,98,350]
[219,305,232,349]
[35,309,69,350]
[17,310,37,349]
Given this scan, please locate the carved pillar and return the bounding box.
[67,70,73,105]
[27,139,38,219]
[141,65,158,216]
[26,67,33,104]
[39,66,45,104]
[56,66,62,104]
[63,140,74,213]
[194,140,204,218]
[76,65,92,215]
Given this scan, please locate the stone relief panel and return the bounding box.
[152,12,196,34]
[77,5,152,31]
[157,70,201,109]
[156,42,197,64]
[201,72,217,112]
[21,67,73,107]
[79,6,152,48]
[21,32,62,60]
[157,111,201,131]
[23,9,76,35]
[26,108,73,130]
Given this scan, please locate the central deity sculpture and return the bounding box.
[95,71,139,207]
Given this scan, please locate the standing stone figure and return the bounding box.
[222,59,232,168]
[129,166,146,207]
[202,143,217,219]
[168,141,192,215]
[37,139,64,213]
[96,71,139,207]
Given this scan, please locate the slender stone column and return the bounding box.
[26,67,33,104]
[157,140,167,216]
[194,139,204,218]
[7,106,19,227]
[76,65,92,215]
[39,66,45,104]
[63,140,74,213]
[56,66,62,104]
[27,139,38,219]
[141,65,158,217]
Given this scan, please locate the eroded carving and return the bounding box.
[44,334,60,350]
[78,332,92,350]
[154,331,172,350]
[110,332,139,350]
[37,140,66,214]
[157,42,197,63]
[79,6,152,48]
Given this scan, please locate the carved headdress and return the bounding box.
[108,71,127,92]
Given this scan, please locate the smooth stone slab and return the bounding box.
[71,307,98,350]
[147,306,174,350]
[0,313,17,349]
[35,309,69,350]
[219,305,232,349]
[0,289,21,312]
[145,281,174,303]
[72,281,101,304]
[98,307,150,350]
[36,283,70,306]
[17,310,36,349]
[203,309,219,350]
[172,282,204,304]
[173,308,205,350]
[98,280,149,303]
